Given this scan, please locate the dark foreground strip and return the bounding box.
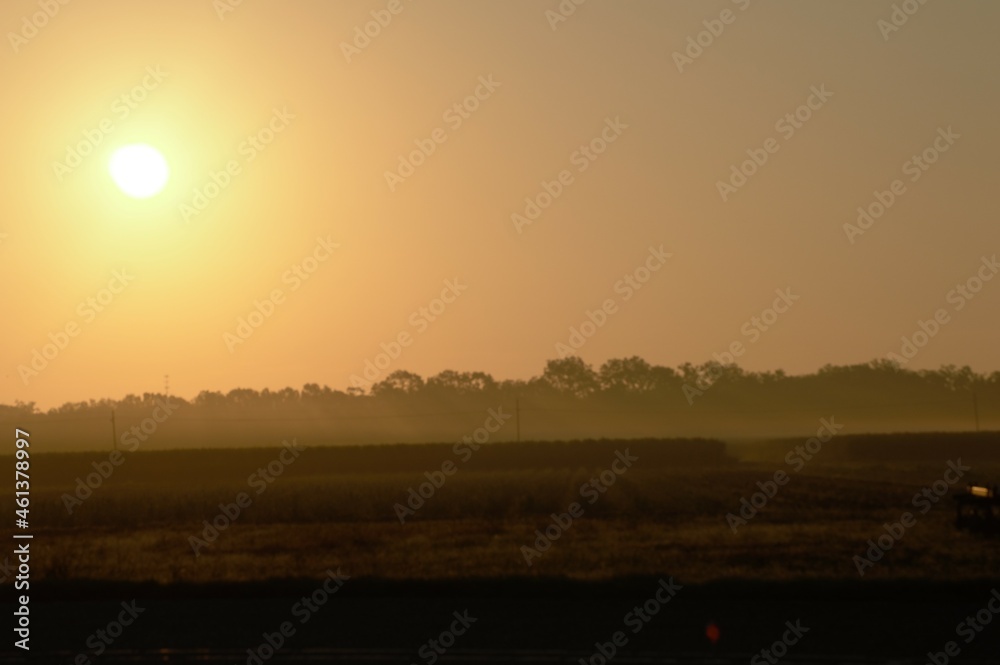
[0,651,994,665]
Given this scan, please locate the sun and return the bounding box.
[109,144,170,198]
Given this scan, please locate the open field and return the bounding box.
[7,433,1000,661]
[7,433,1000,585]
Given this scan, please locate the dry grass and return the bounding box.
[18,459,1000,585]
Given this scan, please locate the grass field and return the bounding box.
[8,434,1000,585]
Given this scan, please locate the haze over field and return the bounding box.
[2,0,999,410]
[4,358,999,452]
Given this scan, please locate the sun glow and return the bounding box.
[109,144,170,199]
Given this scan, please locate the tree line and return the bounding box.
[5,357,998,419]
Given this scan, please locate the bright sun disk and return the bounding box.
[109,144,170,198]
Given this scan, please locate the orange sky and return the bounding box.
[2,0,998,408]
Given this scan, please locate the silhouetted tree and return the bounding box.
[542,356,599,397]
[372,370,425,396]
[426,370,497,394]
[599,356,656,393]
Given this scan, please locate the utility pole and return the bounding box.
[972,391,980,432]
[515,398,521,443]
[111,409,118,452]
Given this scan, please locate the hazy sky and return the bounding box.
[2,0,998,408]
